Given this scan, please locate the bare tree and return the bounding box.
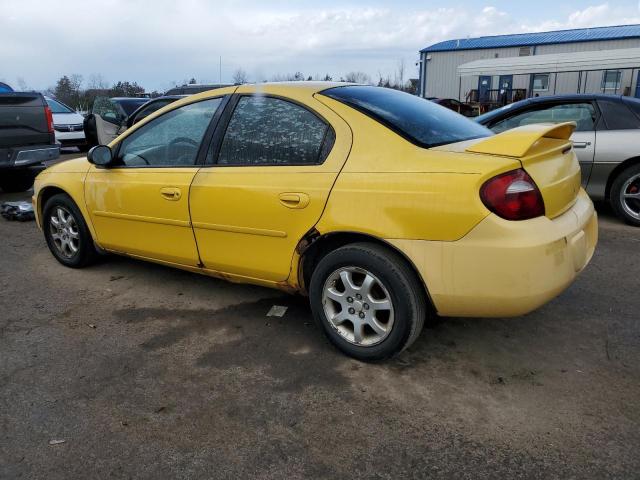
[88,73,109,90]
[16,77,29,91]
[232,68,248,84]
[397,59,405,90]
[344,71,371,84]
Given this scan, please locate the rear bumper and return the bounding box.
[388,189,598,317]
[0,144,60,167]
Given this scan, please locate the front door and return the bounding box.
[189,87,352,282]
[85,96,227,266]
[478,76,492,102]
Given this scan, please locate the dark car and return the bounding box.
[476,94,640,226]
[126,95,185,128]
[165,83,233,95]
[83,97,150,148]
[428,98,475,117]
[0,91,59,192]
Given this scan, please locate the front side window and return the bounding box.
[602,70,622,91]
[116,98,222,167]
[532,74,549,92]
[217,96,333,166]
[491,102,596,133]
[322,85,491,148]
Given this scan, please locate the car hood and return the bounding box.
[52,112,85,125]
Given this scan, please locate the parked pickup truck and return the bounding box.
[0,92,60,192]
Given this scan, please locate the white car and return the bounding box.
[45,97,88,151]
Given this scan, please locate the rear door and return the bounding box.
[189,86,352,282]
[489,101,597,186]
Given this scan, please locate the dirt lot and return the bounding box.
[1,155,639,479]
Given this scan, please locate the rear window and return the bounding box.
[46,98,74,114]
[322,86,491,148]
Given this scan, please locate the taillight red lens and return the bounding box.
[44,106,54,134]
[480,169,545,220]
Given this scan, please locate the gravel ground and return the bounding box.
[1,155,639,479]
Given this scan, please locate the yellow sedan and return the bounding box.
[33,83,597,360]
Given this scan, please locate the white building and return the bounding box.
[418,24,640,103]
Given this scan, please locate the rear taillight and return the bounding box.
[44,106,54,134]
[480,169,545,220]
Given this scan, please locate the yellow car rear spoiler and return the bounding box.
[466,122,576,158]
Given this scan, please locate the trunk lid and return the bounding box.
[0,92,51,148]
[465,122,581,219]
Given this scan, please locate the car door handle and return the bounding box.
[160,187,182,201]
[572,141,591,149]
[279,193,309,209]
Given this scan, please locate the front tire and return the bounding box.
[610,164,640,227]
[43,193,98,268]
[309,242,426,361]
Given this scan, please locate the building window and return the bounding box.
[602,70,622,91]
[519,46,533,56]
[532,74,550,92]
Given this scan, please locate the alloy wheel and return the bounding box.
[621,173,640,221]
[322,266,395,346]
[49,206,80,258]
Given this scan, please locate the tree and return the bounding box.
[16,77,29,91]
[232,68,248,84]
[322,74,333,81]
[110,81,145,97]
[344,71,371,84]
[88,73,109,90]
[188,77,197,84]
[396,59,405,90]
[53,75,75,106]
[293,71,304,81]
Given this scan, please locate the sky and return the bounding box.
[2,0,640,92]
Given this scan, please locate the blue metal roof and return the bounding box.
[421,24,640,53]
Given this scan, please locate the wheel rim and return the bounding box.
[621,173,640,221]
[49,206,80,258]
[322,266,395,347]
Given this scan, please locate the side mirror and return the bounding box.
[87,145,114,167]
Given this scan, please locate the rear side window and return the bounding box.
[491,103,596,133]
[217,96,333,166]
[598,99,640,130]
[322,85,491,148]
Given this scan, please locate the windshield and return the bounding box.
[322,86,491,148]
[46,98,74,114]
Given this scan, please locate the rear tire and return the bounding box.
[309,242,426,361]
[43,193,98,268]
[610,164,640,227]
